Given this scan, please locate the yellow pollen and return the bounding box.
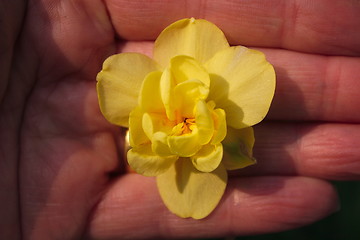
[172,118,196,136]
[181,118,195,134]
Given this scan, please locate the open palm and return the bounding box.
[1,0,360,239]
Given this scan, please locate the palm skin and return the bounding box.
[1,0,360,239]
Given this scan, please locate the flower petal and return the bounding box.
[170,55,210,87]
[211,108,227,145]
[127,144,178,177]
[142,112,174,140]
[160,67,177,121]
[152,131,174,157]
[97,53,160,127]
[222,127,256,170]
[191,144,223,172]
[139,71,165,113]
[168,127,201,157]
[174,79,209,118]
[157,158,227,219]
[205,46,276,128]
[154,18,229,67]
[195,100,214,145]
[129,107,149,147]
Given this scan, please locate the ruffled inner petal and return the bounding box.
[168,127,202,157]
[195,100,214,145]
[139,71,165,113]
[191,144,223,172]
[173,79,209,118]
[160,67,177,121]
[211,108,227,144]
[170,55,210,87]
[152,131,174,157]
[129,107,149,147]
[128,144,178,176]
[142,112,174,140]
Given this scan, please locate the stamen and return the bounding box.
[182,118,195,134]
[172,118,196,135]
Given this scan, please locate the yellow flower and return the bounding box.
[97,18,275,219]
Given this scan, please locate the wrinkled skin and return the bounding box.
[1,0,360,239]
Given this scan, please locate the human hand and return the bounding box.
[1,0,359,239]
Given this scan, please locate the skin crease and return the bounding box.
[0,0,360,239]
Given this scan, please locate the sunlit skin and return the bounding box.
[1,0,360,239]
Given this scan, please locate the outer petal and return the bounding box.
[222,127,256,170]
[191,144,223,172]
[157,158,227,219]
[205,46,276,128]
[154,18,229,67]
[127,144,178,177]
[97,53,160,127]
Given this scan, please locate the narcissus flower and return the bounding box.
[97,18,275,219]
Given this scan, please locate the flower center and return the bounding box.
[172,118,196,136]
[182,118,195,134]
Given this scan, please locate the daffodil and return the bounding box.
[97,18,275,219]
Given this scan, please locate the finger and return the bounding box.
[86,175,338,239]
[19,78,123,238]
[231,122,360,181]
[106,0,360,56]
[120,42,360,123]
[26,0,115,81]
[261,48,360,122]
